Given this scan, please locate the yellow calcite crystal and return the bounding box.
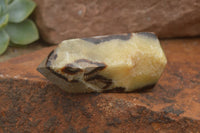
[37,32,167,93]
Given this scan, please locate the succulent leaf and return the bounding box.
[0,6,2,15]
[7,0,13,4]
[0,29,9,55]
[0,0,8,14]
[8,0,36,23]
[0,14,9,28]
[5,19,39,45]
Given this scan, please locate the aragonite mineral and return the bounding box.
[37,32,167,93]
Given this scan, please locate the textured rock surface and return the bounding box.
[33,0,200,44]
[0,38,200,132]
[0,42,45,63]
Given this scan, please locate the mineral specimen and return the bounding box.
[37,32,167,93]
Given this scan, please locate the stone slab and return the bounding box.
[0,38,200,132]
[0,42,46,63]
[33,0,200,44]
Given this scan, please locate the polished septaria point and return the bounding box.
[37,32,167,93]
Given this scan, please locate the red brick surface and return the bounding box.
[0,39,200,132]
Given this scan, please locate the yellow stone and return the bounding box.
[38,33,167,93]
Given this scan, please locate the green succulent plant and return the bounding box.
[0,0,39,55]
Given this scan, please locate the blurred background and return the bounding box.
[33,0,200,44]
